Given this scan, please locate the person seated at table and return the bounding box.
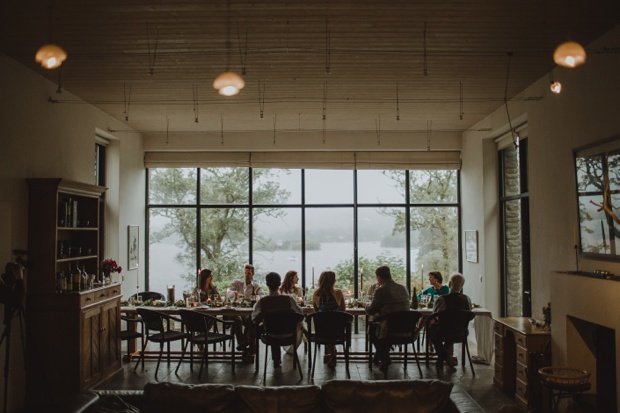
[366,282,380,300]
[417,271,450,301]
[251,272,304,368]
[427,272,472,369]
[312,270,346,369]
[228,264,265,354]
[194,268,219,302]
[365,265,410,373]
[280,270,303,300]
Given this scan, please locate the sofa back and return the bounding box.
[141,380,457,413]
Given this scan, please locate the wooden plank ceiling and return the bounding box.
[1,0,619,144]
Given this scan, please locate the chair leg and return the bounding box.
[412,343,423,377]
[134,338,148,371]
[263,344,268,383]
[311,343,318,379]
[465,342,475,376]
[231,336,236,373]
[175,339,190,374]
[404,344,408,370]
[344,344,350,379]
[294,349,303,380]
[155,342,164,381]
[199,343,207,380]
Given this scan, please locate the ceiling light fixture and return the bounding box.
[553,41,586,68]
[35,4,66,69]
[213,1,244,96]
[549,70,562,94]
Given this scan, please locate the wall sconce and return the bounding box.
[550,81,562,94]
[35,44,67,69]
[553,41,586,68]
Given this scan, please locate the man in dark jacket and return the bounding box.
[428,272,472,369]
[365,265,410,373]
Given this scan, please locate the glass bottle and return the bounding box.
[411,287,419,309]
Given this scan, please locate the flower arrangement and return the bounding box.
[101,259,122,275]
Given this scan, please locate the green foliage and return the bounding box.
[332,254,407,294]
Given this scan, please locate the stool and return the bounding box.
[539,366,591,412]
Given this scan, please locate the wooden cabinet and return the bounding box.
[26,178,106,292]
[25,179,121,406]
[494,317,551,411]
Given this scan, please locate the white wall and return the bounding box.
[0,53,144,412]
[462,24,620,360]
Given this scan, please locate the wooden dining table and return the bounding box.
[121,304,493,366]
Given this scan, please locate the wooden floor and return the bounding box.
[97,331,516,413]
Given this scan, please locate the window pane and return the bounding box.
[357,170,405,204]
[252,168,300,205]
[502,145,521,197]
[149,208,197,297]
[149,168,197,205]
[409,170,458,203]
[199,207,249,292]
[253,208,302,280]
[504,199,523,316]
[305,170,353,204]
[200,167,248,204]
[305,207,353,294]
[410,206,458,286]
[358,207,407,293]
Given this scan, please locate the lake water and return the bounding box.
[147,240,416,297]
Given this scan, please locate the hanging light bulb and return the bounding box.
[35,44,67,69]
[213,71,245,96]
[550,81,562,94]
[553,41,586,68]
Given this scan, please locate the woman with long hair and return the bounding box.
[280,270,303,299]
[194,268,219,302]
[312,270,345,368]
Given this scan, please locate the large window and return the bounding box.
[499,138,531,317]
[147,168,460,299]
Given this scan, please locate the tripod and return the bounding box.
[0,300,26,413]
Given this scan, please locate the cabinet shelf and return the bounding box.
[57,255,98,263]
[57,227,98,231]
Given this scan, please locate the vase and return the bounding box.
[103,270,111,285]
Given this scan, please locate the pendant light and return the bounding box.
[35,4,67,69]
[553,41,586,68]
[549,70,562,94]
[213,0,244,96]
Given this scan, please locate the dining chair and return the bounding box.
[120,314,145,361]
[175,309,236,379]
[134,308,189,380]
[307,311,353,379]
[373,310,424,379]
[425,308,476,375]
[254,311,305,382]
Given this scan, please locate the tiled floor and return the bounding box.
[98,331,517,413]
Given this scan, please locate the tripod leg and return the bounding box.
[3,321,13,413]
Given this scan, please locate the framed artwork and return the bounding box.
[465,230,478,263]
[128,225,139,270]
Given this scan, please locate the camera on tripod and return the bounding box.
[2,250,28,288]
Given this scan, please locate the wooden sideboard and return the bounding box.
[494,317,551,411]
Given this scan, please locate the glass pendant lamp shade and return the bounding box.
[553,41,586,68]
[213,71,245,96]
[550,81,562,94]
[35,44,67,69]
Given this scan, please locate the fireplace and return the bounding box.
[551,272,620,413]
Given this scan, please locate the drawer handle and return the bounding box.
[99,293,107,298]
[113,290,118,293]
[100,327,106,332]
[85,297,92,301]
[518,353,524,359]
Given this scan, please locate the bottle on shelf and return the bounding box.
[56,271,65,293]
[81,266,88,291]
[65,265,72,292]
[73,263,81,292]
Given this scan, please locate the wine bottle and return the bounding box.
[81,265,88,291]
[73,263,81,291]
[65,265,73,292]
[411,287,419,309]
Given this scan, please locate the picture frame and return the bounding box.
[465,230,478,263]
[128,225,139,270]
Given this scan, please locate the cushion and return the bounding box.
[322,379,454,413]
[143,382,235,413]
[235,385,322,413]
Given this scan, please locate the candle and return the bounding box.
[312,265,315,289]
[136,263,140,290]
[360,267,363,292]
[420,264,424,291]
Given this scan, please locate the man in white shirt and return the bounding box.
[228,264,265,353]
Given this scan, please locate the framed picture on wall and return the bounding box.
[465,230,478,263]
[128,225,139,270]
